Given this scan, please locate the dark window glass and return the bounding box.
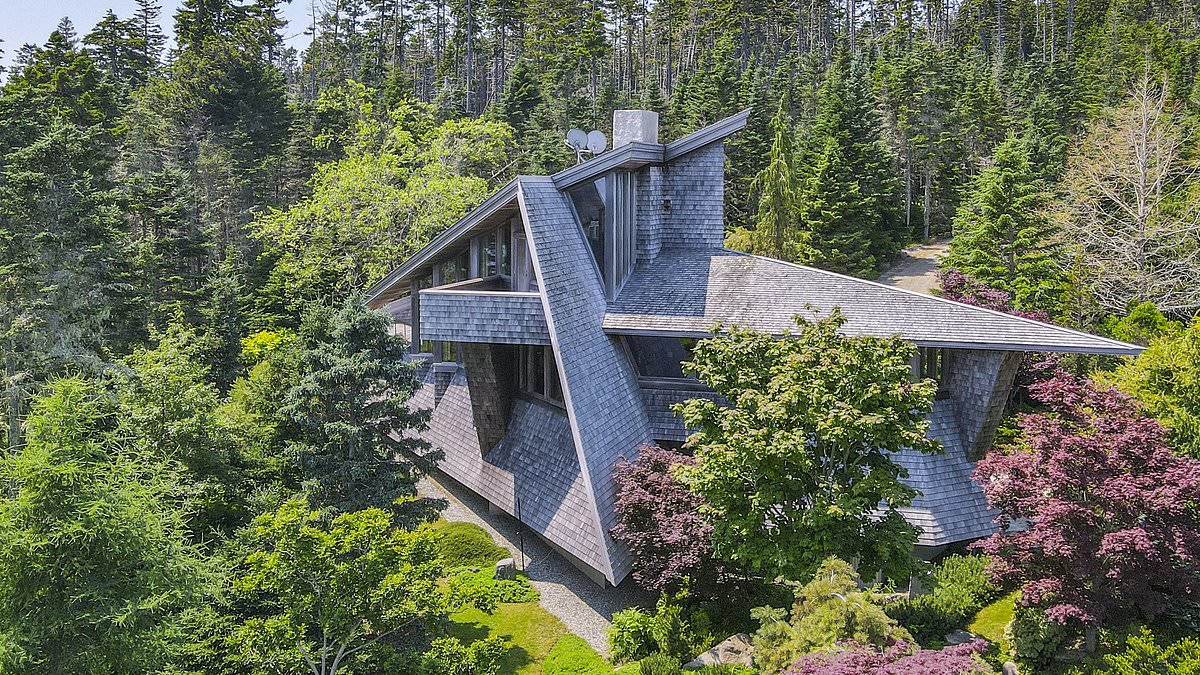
[626,336,696,379]
[568,177,606,275]
[547,351,563,403]
[498,224,511,277]
[529,346,546,396]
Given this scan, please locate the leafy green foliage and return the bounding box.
[639,651,684,675]
[1104,318,1200,458]
[608,595,715,664]
[1096,627,1200,675]
[232,498,485,675]
[434,521,511,568]
[886,555,1003,644]
[1007,602,1069,672]
[677,311,939,582]
[446,567,539,604]
[0,378,206,673]
[752,557,913,674]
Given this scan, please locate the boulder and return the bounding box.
[945,629,982,646]
[682,633,754,670]
[494,558,516,581]
[1002,662,1020,675]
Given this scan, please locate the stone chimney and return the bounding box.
[613,110,659,147]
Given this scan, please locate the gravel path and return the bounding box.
[876,241,950,295]
[418,473,651,655]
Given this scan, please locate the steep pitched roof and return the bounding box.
[604,249,1142,355]
[518,176,653,583]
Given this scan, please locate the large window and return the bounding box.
[625,336,698,382]
[517,345,564,406]
[916,347,949,399]
[567,171,637,299]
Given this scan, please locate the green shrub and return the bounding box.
[886,554,1001,643]
[638,651,682,675]
[608,595,715,664]
[543,634,611,675]
[434,522,509,568]
[1008,603,1068,673]
[1097,627,1200,674]
[446,566,538,604]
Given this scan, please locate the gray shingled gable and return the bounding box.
[518,176,653,584]
[604,249,1142,355]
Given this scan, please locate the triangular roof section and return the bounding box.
[604,249,1142,355]
[518,176,651,583]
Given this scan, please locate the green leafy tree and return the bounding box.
[232,498,499,675]
[1104,318,1200,458]
[0,377,205,673]
[283,297,433,519]
[943,135,1067,315]
[676,310,939,582]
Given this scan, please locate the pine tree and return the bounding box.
[943,135,1066,314]
[497,58,542,135]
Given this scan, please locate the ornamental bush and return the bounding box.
[611,444,724,594]
[639,651,683,675]
[542,635,611,675]
[753,557,912,674]
[434,521,509,568]
[1096,627,1200,675]
[781,639,994,675]
[608,594,715,664]
[886,555,1001,643]
[445,566,538,604]
[973,365,1200,650]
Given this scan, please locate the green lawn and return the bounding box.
[448,602,572,674]
[969,591,1017,643]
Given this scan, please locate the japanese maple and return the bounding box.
[973,365,1200,649]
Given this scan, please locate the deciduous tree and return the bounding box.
[973,366,1200,652]
[677,310,939,582]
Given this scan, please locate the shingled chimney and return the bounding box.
[612,110,659,147]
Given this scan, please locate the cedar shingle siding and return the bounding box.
[373,110,1141,586]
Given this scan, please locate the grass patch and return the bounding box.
[448,603,572,675]
[969,591,1017,643]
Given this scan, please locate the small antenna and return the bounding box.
[565,127,607,164]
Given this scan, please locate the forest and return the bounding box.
[2,0,1200,672]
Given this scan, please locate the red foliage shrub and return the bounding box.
[782,640,993,675]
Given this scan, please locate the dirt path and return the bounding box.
[876,241,950,295]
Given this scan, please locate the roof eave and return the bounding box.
[364,180,520,306]
[601,324,1143,356]
[662,108,751,161]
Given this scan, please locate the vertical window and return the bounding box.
[498,224,511,277]
[516,345,563,406]
[568,177,607,276]
[917,347,949,399]
[440,341,458,363]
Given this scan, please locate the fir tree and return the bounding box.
[944,135,1067,315]
[743,103,799,259]
[282,297,433,522]
[795,53,901,277]
[497,59,542,135]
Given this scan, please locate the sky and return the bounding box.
[0,0,316,74]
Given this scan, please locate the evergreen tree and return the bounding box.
[201,251,247,394]
[282,297,433,522]
[944,135,1067,314]
[795,53,901,277]
[740,103,799,259]
[497,58,543,136]
[0,378,205,672]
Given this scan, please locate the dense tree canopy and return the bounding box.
[677,311,939,582]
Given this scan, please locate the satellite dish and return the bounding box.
[566,128,588,152]
[586,130,607,154]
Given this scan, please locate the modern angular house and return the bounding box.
[365,109,1142,587]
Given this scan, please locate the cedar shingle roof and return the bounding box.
[604,249,1142,355]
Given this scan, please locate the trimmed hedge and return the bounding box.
[433,521,509,568]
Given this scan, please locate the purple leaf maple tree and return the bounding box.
[611,444,724,594]
[972,364,1200,647]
